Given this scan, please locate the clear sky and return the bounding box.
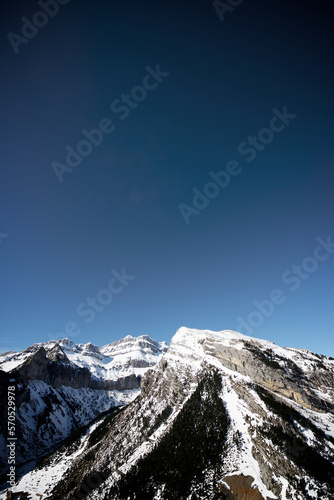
[1,0,333,356]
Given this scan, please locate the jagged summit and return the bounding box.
[0,335,167,381]
[101,334,167,359]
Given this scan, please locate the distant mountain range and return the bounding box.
[0,335,167,493]
[0,328,333,499]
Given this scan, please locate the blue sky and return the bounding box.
[1,0,333,355]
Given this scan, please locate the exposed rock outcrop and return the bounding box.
[201,338,334,413]
[220,475,266,500]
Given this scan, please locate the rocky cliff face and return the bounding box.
[10,345,142,391]
[199,336,334,413]
[34,327,334,500]
[12,346,92,389]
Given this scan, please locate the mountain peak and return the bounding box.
[2,328,334,500]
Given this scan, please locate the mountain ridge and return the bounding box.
[0,334,167,494]
[1,328,334,499]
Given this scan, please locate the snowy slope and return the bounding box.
[44,327,334,500]
[0,418,103,500]
[165,328,334,497]
[3,327,334,500]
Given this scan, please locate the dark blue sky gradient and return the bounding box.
[1,0,333,355]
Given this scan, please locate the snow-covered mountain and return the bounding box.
[0,335,167,493]
[2,328,334,499]
[0,335,168,384]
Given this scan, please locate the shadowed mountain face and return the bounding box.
[1,328,334,500]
